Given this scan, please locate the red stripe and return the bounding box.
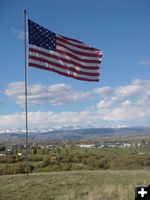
[56,36,101,52]
[29,48,100,69]
[59,35,83,44]
[29,63,99,82]
[57,42,100,57]
[56,49,101,64]
[29,55,100,76]
[29,47,101,64]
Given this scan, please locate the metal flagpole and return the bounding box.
[24,10,29,176]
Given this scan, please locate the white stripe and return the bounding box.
[57,35,97,50]
[57,46,101,61]
[57,39,100,54]
[29,52,99,73]
[29,44,101,66]
[29,59,99,80]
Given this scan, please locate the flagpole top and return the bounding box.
[24,10,26,16]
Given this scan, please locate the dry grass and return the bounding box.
[0,170,150,200]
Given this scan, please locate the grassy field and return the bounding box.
[0,170,150,200]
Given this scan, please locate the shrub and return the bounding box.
[13,163,26,174]
[98,158,109,169]
[64,163,72,171]
[13,163,35,174]
[29,155,43,162]
[0,155,16,164]
[1,165,14,175]
[42,157,50,167]
[33,148,37,155]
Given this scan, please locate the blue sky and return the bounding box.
[0,0,150,131]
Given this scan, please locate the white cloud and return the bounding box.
[12,27,27,40]
[121,100,131,106]
[5,82,90,107]
[1,79,150,131]
[103,105,146,121]
[140,59,150,66]
[97,100,113,109]
[0,110,100,131]
[95,79,150,121]
[93,86,113,97]
[114,83,140,98]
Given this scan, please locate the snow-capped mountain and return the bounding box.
[0,127,150,141]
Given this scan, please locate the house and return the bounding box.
[137,143,142,147]
[76,144,95,149]
[122,143,132,148]
[0,153,6,157]
[6,148,12,153]
[18,152,22,156]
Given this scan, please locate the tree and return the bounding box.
[33,147,37,155]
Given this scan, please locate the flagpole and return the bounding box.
[24,9,29,176]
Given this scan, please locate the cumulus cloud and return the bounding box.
[103,105,146,121]
[5,82,90,107]
[0,110,100,131]
[97,100,113,109]
[95,79,150,121]
[93,86,112,97]
[2,79,150,131]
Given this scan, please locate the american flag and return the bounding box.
[28,19,102,82]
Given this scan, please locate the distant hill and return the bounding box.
[0,127,150,141]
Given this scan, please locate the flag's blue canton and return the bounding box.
[28,19,56,51]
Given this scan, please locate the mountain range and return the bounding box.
[0,127,150,141]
